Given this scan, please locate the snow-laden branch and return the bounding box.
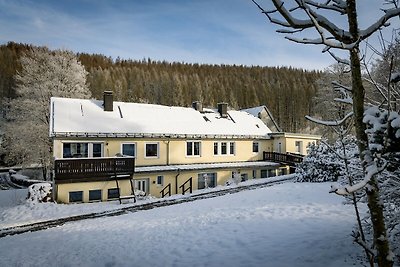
[359,7,400,41]
[305,111,353,126]
[332,81,351,92]
[334,97,353,105]
[304,0,346,14]
[330,162,379,195]
[327,51,350,65]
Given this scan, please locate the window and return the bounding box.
[221,142,227,155]
[214,142,235,156]
[108,188,120,199]
[89,189,102,202]
[145,143,159,158]
[198,173,217,189]
[241,173,248,182]
[261,169,276,178]
[252,170,257,179]
[157,175,164,186]
[230,142,235,155]
[69,191,83,203]
[187,141,201,156]
[214,142,218,155]
[63,143,88,158]
[157,176,163,186]
[62,142,103,158]
[253,142,259,153]
[122,143,136,157]
[295,141,303,154]
[92,143,103,158]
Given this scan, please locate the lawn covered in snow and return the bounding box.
[0,182,365,267]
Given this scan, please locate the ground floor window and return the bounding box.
[157,175,164,186]
[252,170,257,179]
[69,191,83,203]
[108,188,120,199]
[89,189,102,202]
[198,173,217,189]
[241,173,248,182]
[261,169,276,178]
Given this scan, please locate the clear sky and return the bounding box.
[0,0,398,70]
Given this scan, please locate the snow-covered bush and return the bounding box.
[295,136,360,183]
[26,183,52,204]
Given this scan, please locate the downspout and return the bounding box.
[175,168,180,194]
[164,139,170,165]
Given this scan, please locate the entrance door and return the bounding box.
[134,179,148,194]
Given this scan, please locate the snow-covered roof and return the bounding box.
[241,105,281,132]
[50,97,272,139]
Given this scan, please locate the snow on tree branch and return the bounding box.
[305,111,353,126]
[330,161,379,195]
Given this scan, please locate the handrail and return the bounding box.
[179,177,193,195]
[160,183,171,198]
[263,152,304,166]
[54,157,135,180]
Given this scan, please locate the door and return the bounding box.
[134,179,148,194]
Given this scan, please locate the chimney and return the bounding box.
[103,91,113,112]
[192,101,203,112]
[217,102,228,118]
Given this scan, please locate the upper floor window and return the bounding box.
[213,142,218,155]
[214,141,235,156]
[221,142,227,155]
[295,141,302,154]
[186,141,201,156]
[252,142,259,153]
[145,143,159,158]
[63,142,103,158]
[121,143,136,157]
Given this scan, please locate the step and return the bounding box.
[119,195,136,200]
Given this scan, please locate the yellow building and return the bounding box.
[50,92,320,203]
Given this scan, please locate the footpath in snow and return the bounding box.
[0,181,366,267]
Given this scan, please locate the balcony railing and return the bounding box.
[54,157,135,183]
[263,152,304,166]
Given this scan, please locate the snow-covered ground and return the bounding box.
[0,182,365,267]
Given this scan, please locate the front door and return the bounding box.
[134,179,148,194]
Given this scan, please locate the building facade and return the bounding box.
[50,92,320,203]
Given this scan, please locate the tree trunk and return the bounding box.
[347,1,392,266]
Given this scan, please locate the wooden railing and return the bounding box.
[263,152,304,166]
[179,177,193,195]
[54,157,135,182]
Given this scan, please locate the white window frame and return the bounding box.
[156,175,164,187]
[144,142,159,158]
[252,141,259,153]
[213,141,235,156]
[62,141,104,158]
[186,141,201,157]
[121,142,136,157]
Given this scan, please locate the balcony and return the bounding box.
[54,157,135,183]
[263,152,304,166]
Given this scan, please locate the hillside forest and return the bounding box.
[0,42,321,134]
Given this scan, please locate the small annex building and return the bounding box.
[50,92,320,203]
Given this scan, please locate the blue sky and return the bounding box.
[0,0,398,70]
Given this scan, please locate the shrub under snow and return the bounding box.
[26,183,52,204]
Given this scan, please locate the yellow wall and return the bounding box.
[53,138,272,166]
[56,166,280,203]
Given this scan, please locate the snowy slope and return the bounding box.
[0,182,365,267]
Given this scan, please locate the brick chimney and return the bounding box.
[192,101,203,112]
[217,103,228,118]
[103,91,113,112]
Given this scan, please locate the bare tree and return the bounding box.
[1,47,91,178]
[251,1,400,266]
